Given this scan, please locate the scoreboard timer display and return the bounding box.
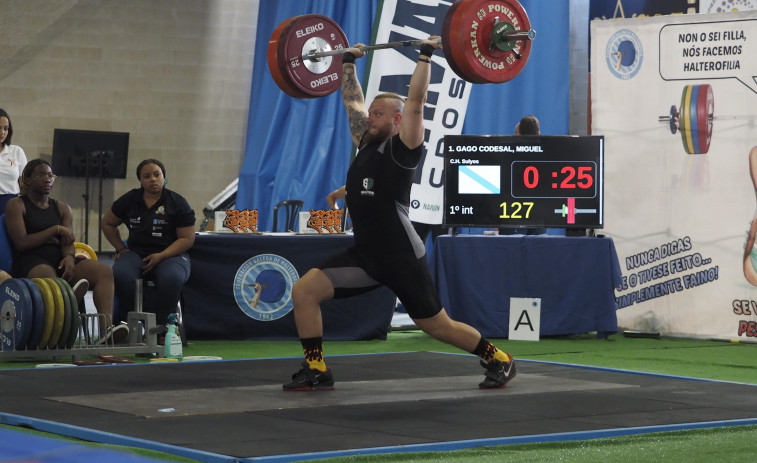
[443,135,604,229]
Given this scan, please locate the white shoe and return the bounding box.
[96,324,129,346]
[72,279,89,303]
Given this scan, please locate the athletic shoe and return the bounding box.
[72,279,89,303]
[479,357,517,389]
[283,362,335,391]
[96,324,129,346]
[111,323,129,344]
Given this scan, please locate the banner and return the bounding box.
[591,11,757,340]
[364,0,470,224]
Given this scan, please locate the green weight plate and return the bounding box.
[54,278,80,349]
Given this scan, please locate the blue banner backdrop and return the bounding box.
[238,0,569,231]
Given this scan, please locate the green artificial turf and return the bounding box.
[312,425,757,463]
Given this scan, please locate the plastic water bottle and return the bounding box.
[164,313,183,360]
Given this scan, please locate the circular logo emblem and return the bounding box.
[606,29,643,80]
[233,254,299,321]
[700,0,757,12]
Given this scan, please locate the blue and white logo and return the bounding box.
[233,254,299,321]
[606,29,643,80]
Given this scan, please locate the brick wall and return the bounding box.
[1,0,257,251]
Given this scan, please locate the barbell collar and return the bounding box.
[503,29,536,41]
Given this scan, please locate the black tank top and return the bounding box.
[12,196,63,271]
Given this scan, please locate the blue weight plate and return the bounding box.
[19,278,45,350]
[0,279,33,350]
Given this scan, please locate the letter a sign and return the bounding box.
[509,297,541,341]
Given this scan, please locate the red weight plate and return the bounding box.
[441,0,469,82]
[696,84,714,154]
[268,14,348,98]
[268,16,311,99]
[443,0,532,83]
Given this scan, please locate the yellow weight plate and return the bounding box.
[681,85,695,154]
[31,278,55,349]
[74,242,98,260]
[49,278,72,349]
[43,277,66,348]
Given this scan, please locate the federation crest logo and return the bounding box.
[606,29,643,80]
[233,254,299,321]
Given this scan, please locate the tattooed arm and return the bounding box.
[341,44,369,147]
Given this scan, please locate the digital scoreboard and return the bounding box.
[443,135,604,229]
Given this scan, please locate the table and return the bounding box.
[183,233,396,340]
[430,235,622,338]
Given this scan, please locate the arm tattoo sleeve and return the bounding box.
[342,66,368,140]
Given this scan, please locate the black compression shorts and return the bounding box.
[317,247,443,319]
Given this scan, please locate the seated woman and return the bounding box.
[4,159,118,340]
[101,159,195,327]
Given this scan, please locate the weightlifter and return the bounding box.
[283,36,517,391]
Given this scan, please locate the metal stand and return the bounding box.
[0,312,163,362]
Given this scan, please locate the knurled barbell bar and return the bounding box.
[267,0,535,99]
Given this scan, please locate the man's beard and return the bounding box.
[364,124,393,143]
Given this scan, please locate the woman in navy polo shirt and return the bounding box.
[102,159,195,326]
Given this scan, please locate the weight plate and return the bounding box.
[31,278,55,348]
[696,83,713,154]
[54,278,80,349]
[680,85,694,154]
[19,278,45,350]
[268,14,348,98]
[440,0,469,82]
[48,278,73,349]
[43,277,66,349]
[0,279,33,350]
[442,0,532,83]
[268,16,312,99]
[74,242,97,260]
[688,84,701,154]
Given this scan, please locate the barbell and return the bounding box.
[658,84,755,155]
[267,0,535,99]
